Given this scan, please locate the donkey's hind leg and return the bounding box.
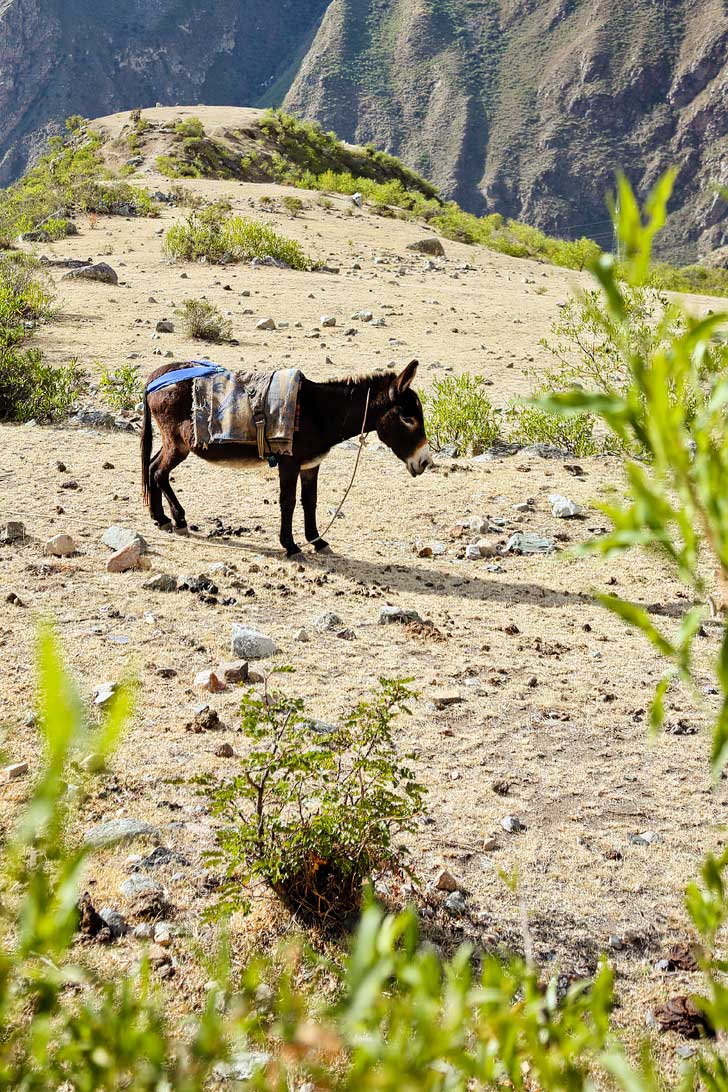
[147,450,172,529]
[154,445,189,529]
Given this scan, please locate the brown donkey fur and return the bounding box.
[141,360,432,555]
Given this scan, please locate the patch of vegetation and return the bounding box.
[505,400,597,454]
[423,373,499,454]
[0,253,83,423]
[175,116,206,139]
[163,204,311,269]
[0,117,157,245]
[98,363,143,411]
[176,298,233,342]
[281,194,305,217]
[206,673,426,925]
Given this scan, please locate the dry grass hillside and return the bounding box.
[1,106,726,1070]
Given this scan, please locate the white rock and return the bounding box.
[465,544,481,560]
[320,314,336,327]
[230,625,277,660]
[44,533,77,557]
[256,317,276,331]
[548,493,581,518]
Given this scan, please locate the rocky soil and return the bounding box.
[1,124,726,1069]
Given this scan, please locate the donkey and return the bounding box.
[140,359,432,556]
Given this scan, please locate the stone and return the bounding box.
[406,237,446,257]
[215,742,236,758]
[482,836,499,852]
[143,573,178,592]
[99,908,128,938]
[433,691,463,709]
[435,868,459,892]
[134,923,154,940]
[214,1052,271,1084]
[93,681,118,706]
[138,846,189,870]
[101,526,148,553]
[194,669,227,693]
[186,706,224,733]
[62,262,118,285]
[5,761,28,781]
[502,533,556,555]
[0,521,26,544]
[154,923,173,947]
[501,815,526,833]
[84,818,160,849]
[106,539,142,572]
[43,533,77,557]
[230,625,277,660]
[294,627,310,643]
[217,660,249,684]
[320,314,336,327]
[314,611,343,632]
[465,544,481,561]
[549,493,582,519]
[629,830,662,846]
[476,539,498,557]
[378,605,422,625]
[155,319,174,333]
[351,192,363,207]
[119,874,164,902]
[351,309,373,322]
[444,890,466,915]
[256,317,277,331]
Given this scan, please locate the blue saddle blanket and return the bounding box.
[146,361,224,395]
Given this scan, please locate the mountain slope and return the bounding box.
[1,0,726,261]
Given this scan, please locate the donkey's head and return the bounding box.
[375,360,432,477]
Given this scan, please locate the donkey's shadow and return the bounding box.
[192,532,587,610]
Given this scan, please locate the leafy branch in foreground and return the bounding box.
[540,169,728,773]
[206,674,426,925]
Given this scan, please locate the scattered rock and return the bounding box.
[465,544,481,561]
[5,761,28,781]
[194,669,227,693]
[186,706,224,733]
[629,831,662,846]
[77,892,107,938]
[215,742,236,758]
[407,237,445,257]
[482,836,499,852]
[491,779,510,796]
[93,681,118,706]
[549,494,582,519]
[443,890,466,915]
[501,815,526,833]
[0,521,26,544]
[378,605,422,625]
[351,309,373,322]
[137,846,189,871]
[155,319,174,333]
[43,533,77,557]
[84,818,161,849]
[435,868,459,892]
[217,660,249,684]
[62,262,119,285]
[119,875,166,917]
[99,907,129,938]
[230,625,277,660]
[214,1052,272,1084]
[432,691,463,710]
[102,526,148,553]
[294,627,310,643]
[320,314,336,327]
[143,573,178,592]
[154,923,173,947]
[256,317,277,331]
[502,533,556,555]
[106,539,142,572]
[314,611,343,632]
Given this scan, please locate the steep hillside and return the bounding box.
[285,0,728,263]
[1,0,726,262]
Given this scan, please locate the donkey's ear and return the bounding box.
[392,359,419,397]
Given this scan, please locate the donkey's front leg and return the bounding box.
[300,466,329,552]
[278,459,301,556]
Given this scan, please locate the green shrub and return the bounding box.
[206,674,426,924]
[423,373,499,454]
[163,206,311,269]
[281,194,305,217]
[98,363,143,410]
[156,153,200,179]
[505,399,597,455]
[174,116,206,139]
[0,252,55,323]
[176,298,233,342]
[0,347,84,422]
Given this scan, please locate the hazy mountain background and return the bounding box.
[1,0,726,261]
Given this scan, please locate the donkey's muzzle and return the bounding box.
[407,442,434,477]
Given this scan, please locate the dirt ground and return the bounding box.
[1,107,726,1071]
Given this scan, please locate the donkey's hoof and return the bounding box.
[173,523,189,536]
[285,545,303,559]
[156,520,173,533]
[314,540,332,554]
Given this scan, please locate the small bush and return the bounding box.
[177,298,233,342]
[207,674,426,925]
[175,116,206,139]
[0,252,55,323]
[505,400,597,455]
[281,194,304,216]
[423,373,499,455]
[98,363,143,410]
[163,206,311,269]
[0,347,85,422]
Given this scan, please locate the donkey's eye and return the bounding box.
[400,415,417,428]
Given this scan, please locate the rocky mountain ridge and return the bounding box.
[1,0,726,261]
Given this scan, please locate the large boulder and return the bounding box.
[406,237,445,257]
[62,262,118,285]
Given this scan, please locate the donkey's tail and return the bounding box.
[141,387,152,505]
